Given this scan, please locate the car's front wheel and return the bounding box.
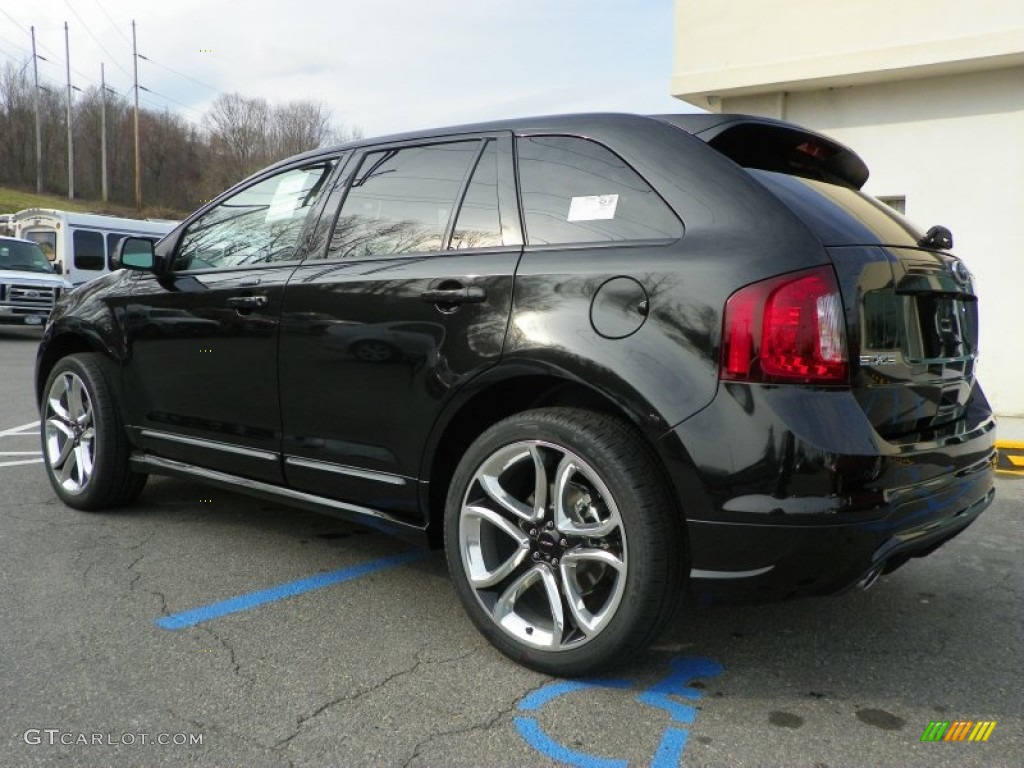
[41,354,146,510]
[444,407,684,675]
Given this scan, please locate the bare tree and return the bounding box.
[272,100,334,158]
[204,92,272,186]
[0,72,360,215]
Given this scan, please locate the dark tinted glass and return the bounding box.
[0,239,52,273]
[174,160,335,271]
[106,233,124,270]
[72,229,105,270]
[329,142,479,259]
[517,136,682,245]
[750,170,922,247]
[451,141,503,250]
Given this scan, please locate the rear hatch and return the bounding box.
[659,114,980,439]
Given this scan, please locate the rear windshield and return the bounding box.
[750,169,923,247]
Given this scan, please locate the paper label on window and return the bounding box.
[266,174,308,222]
[567,194,618,222]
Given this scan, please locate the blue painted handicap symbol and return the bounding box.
[514,656,724,767]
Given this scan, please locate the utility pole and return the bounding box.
[132,20,141,210]
[31,26,42,194]
[100,63,108,202]
[64,22,74,200]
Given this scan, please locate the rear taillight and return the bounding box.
[721,266,848,384]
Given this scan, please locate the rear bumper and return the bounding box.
[661,382,997,602]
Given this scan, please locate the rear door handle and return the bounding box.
[226,295,268,309]
[420,287,487,304]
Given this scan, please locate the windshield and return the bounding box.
[0,239,54,274]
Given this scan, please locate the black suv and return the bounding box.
[36,113,996,675]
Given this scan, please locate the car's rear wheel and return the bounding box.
[41,354,146,510]
[444,407,684,675]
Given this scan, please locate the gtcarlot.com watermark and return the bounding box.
[24,729,203,747]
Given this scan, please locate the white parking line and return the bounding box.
[0,458,44,467]
[0,421,44,468]
[0,420,40,438]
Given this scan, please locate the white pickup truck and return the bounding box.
[0,235,73,327]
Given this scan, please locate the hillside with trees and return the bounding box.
[0,61,359,217]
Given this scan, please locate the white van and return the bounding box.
[0,235,72,326]
[12,208,177,287]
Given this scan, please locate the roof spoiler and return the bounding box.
[655,114,869,190]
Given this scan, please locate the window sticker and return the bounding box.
[266,174,308,222]
[567,194,618,222]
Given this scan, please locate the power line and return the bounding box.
[0,9,62,61]
[140,55,219,94]
[0,7,31,36]
[0,33,33,57]
[1,12,112,93]
[138,85,205,120]
[90,0,132,47]
[0,48,29,68]
[137,94,203,130]
[64,0,133,81]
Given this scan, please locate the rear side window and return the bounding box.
[329,141,480,259]
[450,141,503,250]
[72,229,105,270]
[517,136,682,246]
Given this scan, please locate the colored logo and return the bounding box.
[921,720,996,742]
[514,656,724,767]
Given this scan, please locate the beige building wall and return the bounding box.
[672,1,1024,417]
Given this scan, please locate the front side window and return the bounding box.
[72,229,105,270]
[517,136,682,246]
[107,233,124,267]
[174,160,336,271]
[328,141,480,259]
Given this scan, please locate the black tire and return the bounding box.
[444,407,685,676]
[40,353,147,510]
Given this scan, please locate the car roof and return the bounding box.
[0,235,39,245]
[261,111,869,189]
[262,112,681,170]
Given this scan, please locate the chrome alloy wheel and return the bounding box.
[459,440,628,651]
[44,371,96,494]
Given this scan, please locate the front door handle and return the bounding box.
[420,286,487,304]
[226,295,268,309]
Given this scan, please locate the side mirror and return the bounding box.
[117,237,156,271]
[52,262,61,275]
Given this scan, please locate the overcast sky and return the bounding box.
[0,0,700,138]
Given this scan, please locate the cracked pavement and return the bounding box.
[2,325,1021,767]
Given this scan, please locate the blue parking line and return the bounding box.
[517,679,632,710]
[154,551,427,630]
[513,657,724,766]
[514,717,627,768]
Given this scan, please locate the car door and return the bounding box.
[279,134,523,523]
[121,156,340,482]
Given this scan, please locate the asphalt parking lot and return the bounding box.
[1,325,1021,768]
